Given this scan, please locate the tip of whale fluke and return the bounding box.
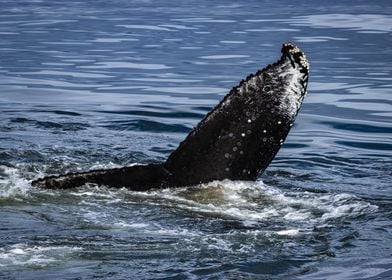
[281,42,309,73]
[32,42,310,190]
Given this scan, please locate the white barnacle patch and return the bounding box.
[232,146,238,152]
[289,123,293,127]
[285,43,301,56]
[284,43,309,70]
[229,133,234,137]
[242,169,247,173]
[224,153,230,158]
[277,121,282,125]
[290,46,300,54]
[263,130,267,133]
[240,150,244,154]
[225,167,230,172]
[300,54,309,70]
[275,43,308,122]
[247,119,252,123]
[241,133,246,137]
[262,137,267,142]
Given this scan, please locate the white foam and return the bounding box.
[28,177,376,258]
[119,180,378,232]
[112,222,149,229]
[0,166,31,199]
[43,177,377,249]
[276,229,300,236]
[207,238,233,252]
[0,244,81,267]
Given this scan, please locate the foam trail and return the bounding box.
[68,179,378,234]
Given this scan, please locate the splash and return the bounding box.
[126,180,377,228]
[0,166,31,199]
[68,179,378,236]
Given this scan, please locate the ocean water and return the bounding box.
[0,0,391,279]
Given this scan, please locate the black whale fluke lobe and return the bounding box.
[32,43,309,190]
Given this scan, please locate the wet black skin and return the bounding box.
[32,43,309,190]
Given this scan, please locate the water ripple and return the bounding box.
[79,61,172,70]
[290,14,392,33]
[0,0,391,279]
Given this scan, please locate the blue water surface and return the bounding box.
[0,0,391,279]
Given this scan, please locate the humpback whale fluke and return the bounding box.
[32,43,309,190]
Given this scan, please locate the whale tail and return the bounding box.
[31,164,171,190]
[32,42,309,190]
